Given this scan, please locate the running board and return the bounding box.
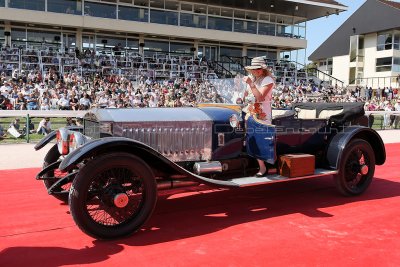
[190,169,338,188]
[229,169,338,187]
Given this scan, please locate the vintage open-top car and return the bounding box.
[35,80,386,239]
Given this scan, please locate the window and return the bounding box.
[293,25,306,39]
[193,4,206,14]
[0,27,4,44]
[27,30,61,44]
[247,49,276,60]
[349,67,356,84]
[135,0,148,7]
[208,6,220,16]
[208,17,232,31]
[180,13,206,29]
[9,0,45,11]
[180,3,192,12]
[84,2,116,19]
[234,10,245,19]
[11,28,27,41]
[63,33,76,49]
[259,13,269,22]
[258,22,275,36]
[377,32,393,51]
[376,57,392,72]
[234,20,257,34]
[170,42,191,54]
[220,46,242,57]
[48,0,82,15]
[394,33,400,50]
[245,11,257,20]
[119,6,148,22]
[144,40,169,55]
[95,35,126,52]
[150,0,163,9]
[350,35,358,62]
[150,10,178,25]
[221,8,233,18]
[393,57,400,72]
[0,0,5,7]
[164,1,179,10]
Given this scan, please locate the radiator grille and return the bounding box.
[121,125,211,161]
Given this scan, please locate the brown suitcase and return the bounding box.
[279,154,315,178]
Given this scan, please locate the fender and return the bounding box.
[34,126,83,151]
[326,126,386,169]
[59,137,239,188]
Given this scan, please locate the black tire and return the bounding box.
[68,152,157,239]
[334,139,375,196]
[43,144,71,202]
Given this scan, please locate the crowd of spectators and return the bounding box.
[1,47,400,133]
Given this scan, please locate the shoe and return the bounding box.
[255,171,267,177]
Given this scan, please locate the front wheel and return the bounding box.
[43,144,71,202]
[334,139,375,196]
[69,152,157,239]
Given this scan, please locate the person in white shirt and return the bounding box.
[148,95,158,107]
[394,99,400,129]
[37,118,52,135]
[57,94,70,110]
[243,57,276,177]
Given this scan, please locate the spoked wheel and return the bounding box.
[69,152,157,239]
[335,139,375,196]
[43,144,71,202]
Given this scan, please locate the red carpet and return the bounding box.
[1,143,400,266]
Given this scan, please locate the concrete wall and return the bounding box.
[332,55,349,85]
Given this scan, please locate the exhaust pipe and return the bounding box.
[193,161,222,175]
[157,180,199,190]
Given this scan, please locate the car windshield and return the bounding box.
[197,76,247,104]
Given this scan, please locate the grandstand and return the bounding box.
[0,0,347,82]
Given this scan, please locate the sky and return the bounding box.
[305,0,366,61]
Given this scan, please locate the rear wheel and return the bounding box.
[69,152,157,239]
[43,144,71,202]
[334,139,375,196]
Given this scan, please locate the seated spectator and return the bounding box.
[79,93,91,110]
[8,118,24,138]
[66,117,77,126]
[26,92,39,110]
[37,118,52,135]
[0,124,6,140]
[9,118,21,132]
[22,118,35,134]
[15,93,26,110]
[57,94,70,110]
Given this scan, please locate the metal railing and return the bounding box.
[1,110,399,144]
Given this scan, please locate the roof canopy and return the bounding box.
[184,0,347,21]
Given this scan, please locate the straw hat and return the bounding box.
[245,57,268,70]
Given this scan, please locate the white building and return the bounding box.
[309,0,400,89]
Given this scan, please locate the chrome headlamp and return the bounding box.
[69,131,88,153]
[229,114,240,128]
